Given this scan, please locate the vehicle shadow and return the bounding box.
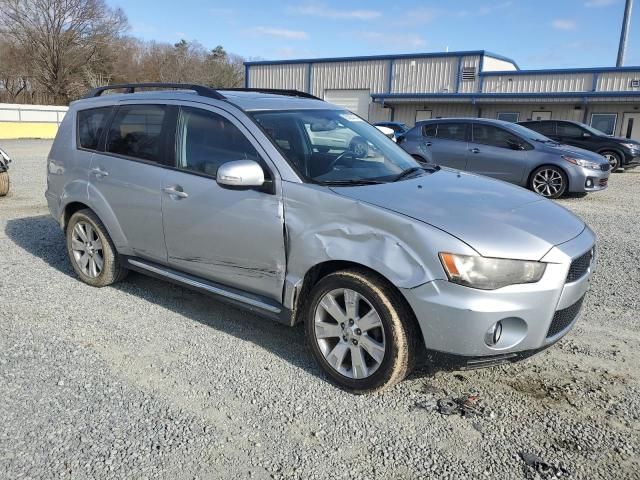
[5,214,322,381]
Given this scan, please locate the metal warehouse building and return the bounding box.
[245,50,640,140]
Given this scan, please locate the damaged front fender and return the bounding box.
[281,182,476,310]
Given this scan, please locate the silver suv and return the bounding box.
[46,84,597,393]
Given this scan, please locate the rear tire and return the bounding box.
[304,268,418,394]
[601,151,621,172]
[529,165,567,199]
[0,172,9,196]
[66,209,128,287]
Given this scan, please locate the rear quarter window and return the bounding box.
[77,107,112,151]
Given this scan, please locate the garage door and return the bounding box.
[323,89,371,120]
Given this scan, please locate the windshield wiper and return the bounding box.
[321,179,385,186]
[393,166,426,182]
[533,138,560,145]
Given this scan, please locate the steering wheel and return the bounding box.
[327,150,356,170]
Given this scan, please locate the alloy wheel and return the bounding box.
[532,168,564,197]
[603,153,619,171]
[71,221,104,278]
[313,288,386,379]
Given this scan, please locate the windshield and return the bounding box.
[507,122,557,143]
[252,109,419,184]
[580,123,607,136]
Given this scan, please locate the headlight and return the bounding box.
[621,142,638,150]
[561,155,602,170]
[439,253,546,290]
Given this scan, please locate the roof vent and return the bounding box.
[461,67,476,81]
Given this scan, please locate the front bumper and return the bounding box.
[402,227,596,360]
[623,148,640,163]
[567,165,609,193]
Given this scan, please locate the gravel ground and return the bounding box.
[1,139,638,480]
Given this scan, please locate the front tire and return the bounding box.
[601,151,621,172]
[529,165,567,199]
[66,209,128,287]
[304,268,417,394]
[0,172,9,196]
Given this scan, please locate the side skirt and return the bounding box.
[124,256,293,325]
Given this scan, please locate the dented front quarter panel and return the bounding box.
[282,181,477,310]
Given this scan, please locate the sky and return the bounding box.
[107,0,640,69]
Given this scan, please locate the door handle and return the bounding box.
[424,141,432,147]
[470,148,480,154]
[91,167,109,178]
[163,186,189,199]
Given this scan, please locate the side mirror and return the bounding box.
[375,125,395,141]
[396,133,406,144]
[216,160,265,188]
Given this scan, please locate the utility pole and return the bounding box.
[616,0,634,67]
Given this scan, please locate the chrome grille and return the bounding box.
[547,295,585,338]
[566,249,593,283]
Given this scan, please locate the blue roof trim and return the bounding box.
[371,91,640,100]
[244,50,514,66]
[481,65,640,76]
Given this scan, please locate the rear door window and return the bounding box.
[77,107,112,151]
[556,122,585,138]
[422,124,437,137]
[436,123,467,141]
[106,105,168,163]
[472,124,524,149]
[522,121,556,136]
[532,121,556,136]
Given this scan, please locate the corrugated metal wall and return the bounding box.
[388,103,477,126]
[310,60,389,97]
[482,73,593,93]
[248,63,308,91]
[458,56,481,94]
[390,57,458,93]
[479,104,584,122]
[597,71,640,92]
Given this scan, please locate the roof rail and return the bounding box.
[220,88,321,100]
[82,83,226,100]
[82,83,321,101]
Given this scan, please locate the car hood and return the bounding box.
[610,136,640,146]
[330,169,585,261]
[538,142,608,163]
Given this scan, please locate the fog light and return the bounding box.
[485,321,503,346]
[585,178,593,188]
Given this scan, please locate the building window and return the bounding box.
[590,113,617,136]
[497,112,520,123]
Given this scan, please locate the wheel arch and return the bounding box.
[596,147,624,166]
[60,191,128,251]
[290,260,423,347]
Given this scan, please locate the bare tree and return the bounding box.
[0,0,128,104]
[0,40,30,102]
